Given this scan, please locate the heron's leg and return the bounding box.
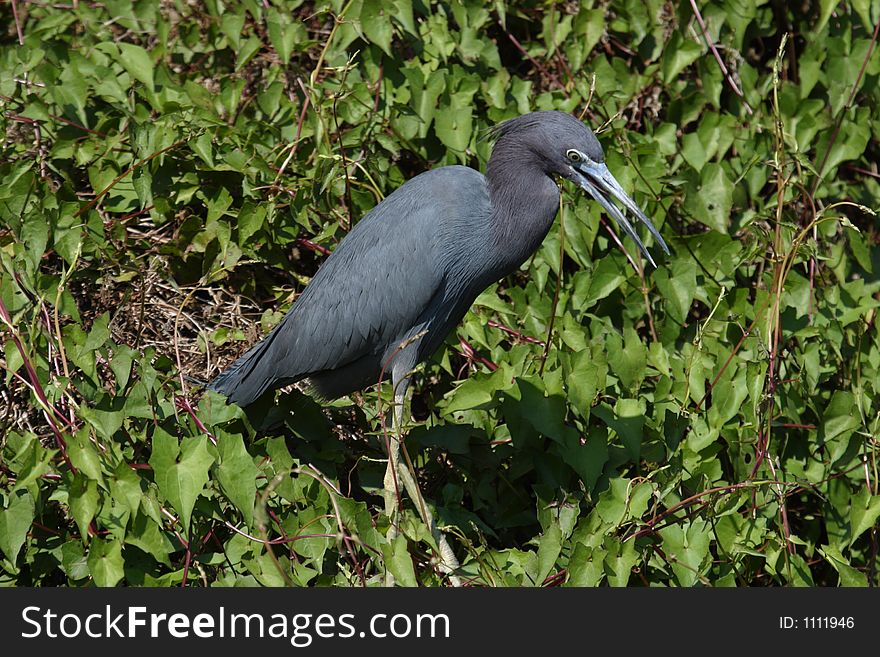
[382,412,402,539]
[381,386,407,587]
[390,390,462,587]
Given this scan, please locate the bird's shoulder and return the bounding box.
[272,165,487,372]
[360,164,488,230]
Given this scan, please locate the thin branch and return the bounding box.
[810,15,880,193]
[688,0,754,115]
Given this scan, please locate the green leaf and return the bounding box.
[594,398,644,462]
[681,132,707,171]
[567,348,607,419]
[607,326,647,391]
[514,378,572,443]
[561,427,608,491]
[149,429,215,530]
[68,427,105,484]
[532,523,563,585]
[654,257,697,324]
[0,489,35,564]
[69,473,100,541]
[659,520,710,586]
[60,540,90,580]
[813,0,841,35]
[109,345,137,392]
[360,0,394,56]
[382,535,418,587]
[585,257,626,308]
[9,439,54,494]
[216,431,258,527]
[849,489,880,547]
[21,215,49,272]
[852,0,876,30]
[87,537,125,587]
[434,101,473,152]
[820,544,868,587]
[821,391,861,444]
[567,543,606,586]
[595,478,630,526]
[126,511,174,566]
[709,365,749,428]
[684,163,733,234]
[605,537,640,586]
[191,132,214,167]
[117,43,155,92]
[110,462,143,518]
[133,167,153,206]
[236,35,263,71]
[237,202,266,244]
[220,12,245,49]
[391,0,417,36]
[662,33,703,83]
[267,10,298,64]
[445,369,506,413]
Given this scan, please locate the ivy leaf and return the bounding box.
[849,489,880,547]
[117,43,155,92]
[216,430,258,527]
[659,520,710,586]
[561,427,608,491]
[567,543,606,586]
[684,163,733,234]
[0,489,35,564]
[662,32,702,83]
[382,535,418,587]
[594,398,644,462]
[567,348,607,420]
[87,537,125,587]
[531,523,563,585]
[820,391,861,444]
[68,427,105,485]
[820,545,868,587]
[584,257,626,308]
[69,473,100,541]
[149,429,215,530]
[434,100,473,152]
[360,0,394,56]
[126,511,174,567]
[607,326,647,391]
[654,257,697,324]
[60,540,90,580]
[267,10,298,64]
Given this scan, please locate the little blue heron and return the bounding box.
[209,110,668,585]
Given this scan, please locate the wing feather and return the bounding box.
[209,166,488,405]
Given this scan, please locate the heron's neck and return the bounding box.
[485,145,560,274]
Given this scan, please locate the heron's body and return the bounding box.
[210,123,564,406]
[209,110,668,586]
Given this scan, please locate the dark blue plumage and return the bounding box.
[209,111,667,406]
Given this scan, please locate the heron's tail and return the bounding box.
[208,333,286,407]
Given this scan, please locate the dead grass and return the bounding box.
[0,251,268,438]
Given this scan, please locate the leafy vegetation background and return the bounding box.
[1,0,879,587]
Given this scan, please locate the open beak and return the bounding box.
[571,161,669,268]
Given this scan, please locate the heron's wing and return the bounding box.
[283,189,445,373]
[209,166,488,405]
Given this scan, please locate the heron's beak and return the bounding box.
[571,161,669,268]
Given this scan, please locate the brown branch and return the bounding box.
[688,0,754,115]
[75,139,187,218]
[810,16,880,193]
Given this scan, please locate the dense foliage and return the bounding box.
[1,0,879,587]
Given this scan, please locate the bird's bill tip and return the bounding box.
[572,163,669,264]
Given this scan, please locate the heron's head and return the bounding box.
[490,111,669,267]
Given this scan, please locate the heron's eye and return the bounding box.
[566,149,582,163]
